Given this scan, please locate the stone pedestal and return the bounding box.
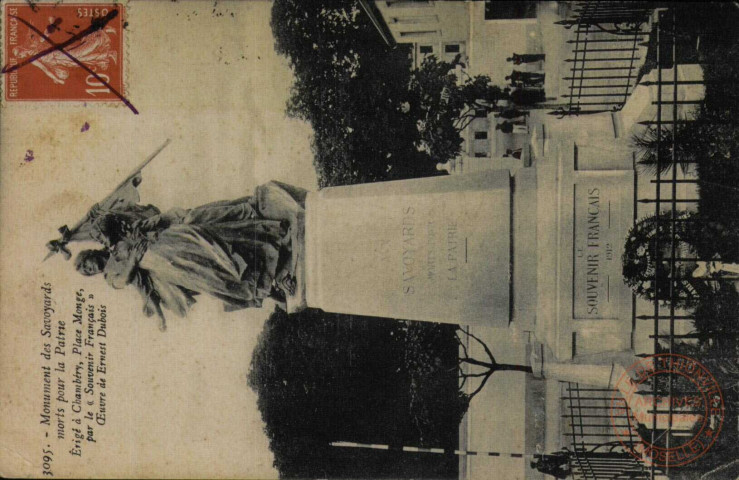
[304,171,512,327]
[288,137,636,349]
[535,142,635,359]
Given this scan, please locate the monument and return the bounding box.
[48,137,636,350]
[283,138,636,354]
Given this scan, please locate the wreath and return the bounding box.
[622,211,709,308]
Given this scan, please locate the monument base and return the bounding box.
[304,171,512,328]
[535,142,635,359]
[288,138,636,343]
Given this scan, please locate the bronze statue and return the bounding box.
[46,140,305,330]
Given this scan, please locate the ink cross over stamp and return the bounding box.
[4,3,125,103]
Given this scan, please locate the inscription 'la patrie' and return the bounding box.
[446,221,458,281]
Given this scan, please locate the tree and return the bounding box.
[248,308,460,478]
[454,327,532,403]
[271,0,508,187]
[631,116,737,176]
[272,0,433,186]
[402,322,533,435]
[407,55,505,162]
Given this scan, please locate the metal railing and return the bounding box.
[563,6,725,478]
[562,382,655,479]
[637,9,704,479]
[553,1,654,117]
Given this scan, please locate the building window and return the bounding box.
[399,30,438,38]
[474,131,488,140]
[442,42,465,63]
[444,44,460,54]
[392,15,439,24]
[484,0,537,20]
[419,45,433,54]
[475,152,488,158]
[386,0,431,8]
[475,109,487,118]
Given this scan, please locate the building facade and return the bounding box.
[361,0,547,173]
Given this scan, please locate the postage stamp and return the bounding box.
[3,3,124,102]
[611,353,725,468]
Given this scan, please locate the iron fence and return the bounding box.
[562,382,655,479]
[563,6,723,479]
[638,9,705,479]
[553,1,654,117]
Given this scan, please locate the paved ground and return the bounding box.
[458,325,535,479]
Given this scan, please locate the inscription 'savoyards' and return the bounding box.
[402,206,416,295]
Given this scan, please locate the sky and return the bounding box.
[0,1,315,477]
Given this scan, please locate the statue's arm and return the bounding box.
[255,182,306,270]
[104,240,147,290]
[135,208,188,232]
[182,201,256,225]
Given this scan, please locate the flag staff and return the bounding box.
[43,139,171,261]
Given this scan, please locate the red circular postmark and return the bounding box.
[610,353,724,468]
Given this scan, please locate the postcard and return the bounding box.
[0,1,737,479]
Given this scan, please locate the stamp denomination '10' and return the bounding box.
[3,3,124,102]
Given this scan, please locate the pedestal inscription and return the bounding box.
[305,171,511,327]
[572,176,633,320]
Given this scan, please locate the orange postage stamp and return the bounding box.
[3,3,125,103]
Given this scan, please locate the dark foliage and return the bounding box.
[271,0,431,186]
[622,212,713,308]
[248,308,461,478]
[631,7,739,477]
[662,342,739,480]
[684,2,739,261]
[693,285,739,343]
[271,0,505,187]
